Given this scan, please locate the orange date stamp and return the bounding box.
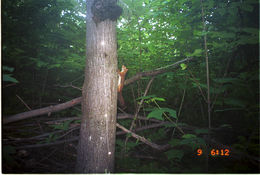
[197,148,230,157]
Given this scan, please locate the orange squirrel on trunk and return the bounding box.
[118,65,128,109]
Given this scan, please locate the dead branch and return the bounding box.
[125,77,155,145]
[116,123,170,151]
[124,57,193,86]
[16,94,32,110]
[116,121,170,135]
[3,97,82,124]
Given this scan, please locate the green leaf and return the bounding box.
[49,63,61,69]
[162,108,177,119]
[3,74,19,83]
[242,27,258,35]
[136,95,156,101]
[3,66,14,72]
[152,97,166,101]
[147,109,164,120]
[147,108,177,120]
[192,49,203,56]
[182,134,197,139]
[180,63,187,70]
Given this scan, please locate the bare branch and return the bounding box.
[124,57,193,86]
[3,97,82,124]
[117,123,170,151]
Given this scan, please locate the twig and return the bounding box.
[44,117,80,125]
[55,83,82,91]
[117,123,170,151]
[172,89,186,137]
[116,121,170,136]
[125,77,155,146]
[4,126,79,144]
[188,70,207,103]
[124,57,193,86]
[16,94,32,110]
[4,83,17,88]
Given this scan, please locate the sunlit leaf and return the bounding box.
[180,63,187,70]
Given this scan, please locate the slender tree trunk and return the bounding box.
[75,0,118,173]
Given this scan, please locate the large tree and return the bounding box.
[75,0,122,173]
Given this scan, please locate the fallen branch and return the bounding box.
[3,97,82,124]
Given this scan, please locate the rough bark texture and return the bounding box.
[75,0,118,173]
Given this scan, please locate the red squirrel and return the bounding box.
[118,65,128,109]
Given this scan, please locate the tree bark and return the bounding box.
[75,0,118,173]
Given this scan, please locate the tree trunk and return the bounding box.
[75,0,118,173]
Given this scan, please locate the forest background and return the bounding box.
[2,0,259,173]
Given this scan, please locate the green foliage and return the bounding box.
[182,134,197,139]
[137,95,166,103]
[180,63,187,70]
[2,0,86,114]
[147,107,177,120]
[3,66,19,83]
[3,74,19,83]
